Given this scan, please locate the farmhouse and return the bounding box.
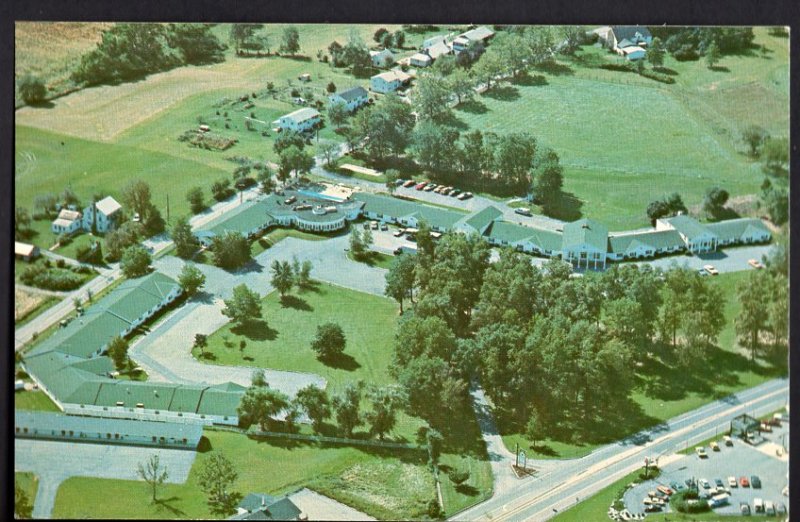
[370,70,412,94]
[51,209,83,235]
[15,411,203,450]
[597,25,653,52]
[273,108,321,133]
[452,25,495,53]
[232,493,303,521]
[422,34,449,50]
[82,196,122,233]
[369,48,396,68]
[15,241,40,262]
[328,86,370,112]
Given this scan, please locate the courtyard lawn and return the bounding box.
[14,390,61,412]
[15,472,39,508]
[15,125,229,223]
[347,250,396,270]
[52,429,431,520]
[251,227,336,256]
[501,271,787,460]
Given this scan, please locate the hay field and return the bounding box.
[15,22,112,103]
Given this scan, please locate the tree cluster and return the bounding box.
[646,193,687,224]
[74,23,226,86]
[735,269,788,362]
[211,231,252,269]
[653,27,755,60]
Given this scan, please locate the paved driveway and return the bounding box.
[15,438,196,519]
[636,244,776,274]
[289,488,376,521]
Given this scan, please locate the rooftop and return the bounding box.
[334,86,368,102]
[562,218,609,252]
[280,108,320,123]
[372,70,411,83]
[353,192,465,229]
[461,26,495,41]
[663,215,717,241]
[95,196,122,216]
[705,218,770,242]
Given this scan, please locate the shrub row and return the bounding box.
[20,265,87,291]
[639,69,676,84]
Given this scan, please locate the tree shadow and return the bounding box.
[653,66,679,76]
[197,436,213,452]
[279,294,313,312]
[706,207,741,221]
[534,60,574,76]
[319,352,361,371]
[512,73,548,87]
[455,484,479,496]
[24,100,56,109]
[154,496,186,516]
[709,65,731,73]
[298,279,322,294]
[234,259,265,274]
[456,99,488,114]
[198,351,217,361]
[231,319,278,341]
[436,111,469,130]
[482,85,520,102]
[528,444,558,456]
[541,191,583,222]
[193,290,216,304]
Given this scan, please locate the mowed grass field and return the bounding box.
[501,270,788,459]
[14,472,39,509]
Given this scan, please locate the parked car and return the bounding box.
[695,447,708,458]
[739,476,749,487]
[685,478,697,489]
[370,221,378,230]
[753,498,764,513]
[657,485,673,496]
[423,185,435,192]
[515,207,532,216]
[393,229,404,237]
[724,435,733,446]
[669,481,681,492]
[450,189,461,196]
[703,264,719,275]
[714,478,724,488]
[414,182,427,190]
[380,223,388,231]
[698,268,709,276]
[285,196,297,205]
[765,501,775,516]
[362,222,370,230]
[760,421,772,432]
[700,478,711,489]
[748,258,764,269]
[750,475,762,488]
[776,502,787,515]
[395,178,407,186]
[403,180,416,188]
[710,441,720,451]
[739,502,751,516]
[728,476,738,488]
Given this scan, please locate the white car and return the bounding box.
[728,476,738,488]
[699,478,711,489]
[703,264,719,275]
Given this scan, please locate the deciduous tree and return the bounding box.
[295,384,331,433]
[197,453,239,515]
[120,245,152,278]
[137,454,169,503]
[178,264,206,295]
[222,284,262,326]
[311,322,347,360]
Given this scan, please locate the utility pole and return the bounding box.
[166,194,170,224]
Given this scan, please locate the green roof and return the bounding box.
[609,230,684,253]
[168,386,205,413]
[262,193,364,223]
[463,206,503,233]
[95,382,177,410]
[201,200,273,237]
[562,219,609,252]
[197,388,244,417]
[664,215,716,241]
[486,221,564,252]
[354,193,465,229]
[705,218,770,242]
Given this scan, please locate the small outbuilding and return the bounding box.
[15,241,40,262]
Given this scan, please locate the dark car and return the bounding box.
[514,207,532,217]
[750,475,761,488]
[715,478,724,488]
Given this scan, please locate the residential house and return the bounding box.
[369,48,396,68]
[370,70,412,94]
[328,86,370,112]
[15,241,40,262]
[410,53,433,68]
[425,40,452,61]
[15,411,203,450]
[51,209,83,235]
[599,25,653,52]
[273,108,321,133]
[82,196,122,233]
[422,35,449,50]
[620,46,646,61]
[231,493,303,521]
[452,25,495,53]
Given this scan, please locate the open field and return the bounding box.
[501,271,787,459]
[14,22,112,105]
[14,472,39,510]
[14,287,58,325]
[52,429,430,520]
[15,125,228,222]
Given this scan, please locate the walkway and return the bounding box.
[15,438,196,519]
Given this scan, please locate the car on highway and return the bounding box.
[699,478,711,489]
[727,476,738,488]
[750,475,761,488]
[748,258,764,269]
[703,264,719,275]
[739,476,749,487]
[695,447,708,458]
[515,207,532,216]
[710,441,720,451]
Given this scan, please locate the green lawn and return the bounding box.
[14,291,59,327]
[53,429,432,520]
[347,250,396,269]
[15,472,39,510]
[250,227,336,256]
[439,453,494,515]
[15,125,229,224]
[501,271,787,459]
[15,390,61,412]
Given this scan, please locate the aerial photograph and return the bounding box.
[13,22,789,521]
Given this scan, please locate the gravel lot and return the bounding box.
[622,420,789,517]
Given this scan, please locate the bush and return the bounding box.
[19,74,48,105]
[673,45,699,61]
[55,259,66,268]
[57,233,72,247]
[639,69,676,84]
[599,62,635,72]
[76,243,103,265]
[671,490,710,514]
[20,264,85,291]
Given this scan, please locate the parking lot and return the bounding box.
[622,418,789,517]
